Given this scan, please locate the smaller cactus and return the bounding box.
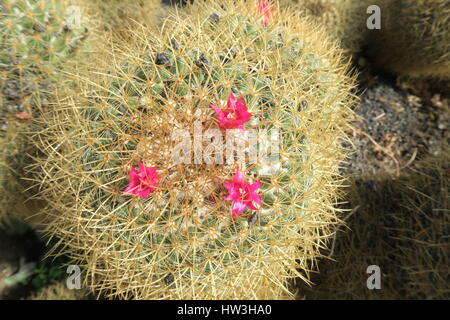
[0,0,88,74]
[28,281,89,300]
[297,151,450,300]
[279,0,369,56]
[79,0,165,43]
[389,153,449,299]
[367,0,450,79]
[0,0,89,225]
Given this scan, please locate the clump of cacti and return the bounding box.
[297,151,450,300]
[31,0,356,299]
[0,0,89,225]
[279,0,369,56]
[367,0,450,78]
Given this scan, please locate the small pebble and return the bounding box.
[33,24,46,33]
[170,39,179,50]
[300,100,308,110]
[195,54,209,70]
[155,53,170,65]
[209,13,220,23]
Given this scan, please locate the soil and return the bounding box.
[342,54,449,176]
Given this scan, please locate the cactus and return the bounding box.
[390,153,449,299]
[31,0,356,299]
[298,151,450,299]
[0,0,89,225]
[279,0,369,56]
[367,0,450,78]
[28,280,89,300]
[0,0,88,74]
[78,0,165,43]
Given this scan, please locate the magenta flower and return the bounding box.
[123,162,160,198]
[258,1,273,27]
[224,169,262,217]
[210,93,253,131]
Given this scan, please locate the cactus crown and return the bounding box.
[32,0,356,299]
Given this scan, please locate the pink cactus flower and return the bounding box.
[123,162,160,198]
[224,169,262,217]
[258,1,273,27]
[210,93,253,131]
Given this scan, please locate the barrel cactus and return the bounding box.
[367,0,450,78]
[279,0,369,56]
[0,0,89,225]
[79,0,165,43]
[391,152,449,299]
[298,151,450,299]
[32,0,356,299]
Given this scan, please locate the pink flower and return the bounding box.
[210,93,252,131]
[258,1,273,27]
[123,162,160,198]
[224,169,262,217]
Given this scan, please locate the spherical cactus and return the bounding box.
[0,0,89,225]
[298,151,450,299]
[32,0,356,299]
[78,0,165,43]
[279,0,369,56]
[367,0,450,79]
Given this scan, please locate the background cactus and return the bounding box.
[367,0,450,79]
[28,280,88,300]
[30,0,356,299]
[279,0,369,56]
[297,151,450,299]
[0,0,89,226]
[78,0,165,43]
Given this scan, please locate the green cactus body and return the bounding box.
[32,0,356,299]
[0,0,89,226]
[0,0,88,73]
